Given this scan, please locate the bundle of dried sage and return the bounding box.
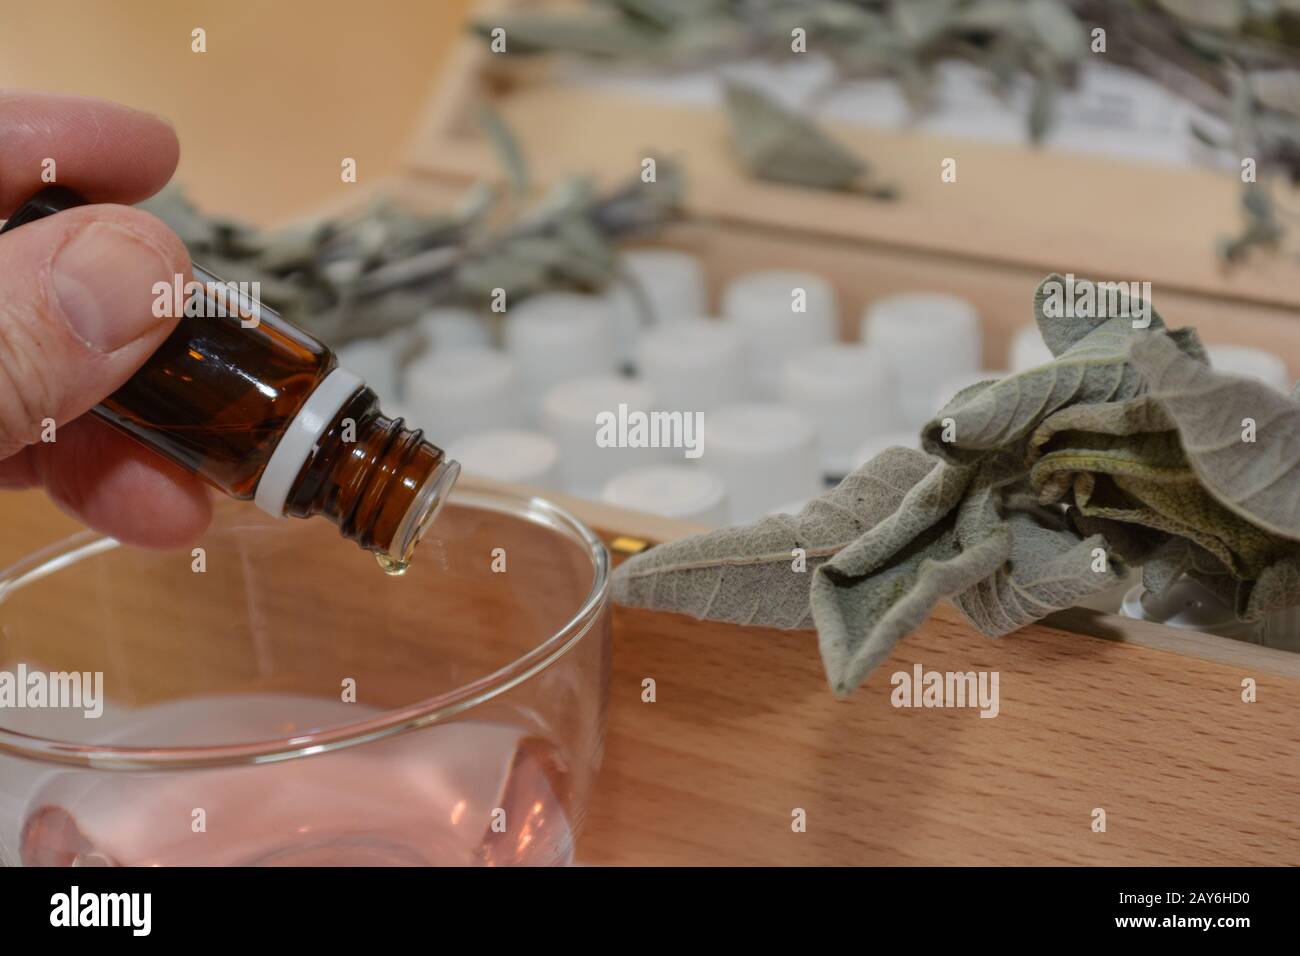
[139,155,682,348]
[612,274,1300,694]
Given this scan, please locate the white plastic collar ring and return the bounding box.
[253,367,365,517]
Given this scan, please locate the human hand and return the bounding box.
[0,91,210,547]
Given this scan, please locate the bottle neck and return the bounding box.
[282,387,459,563]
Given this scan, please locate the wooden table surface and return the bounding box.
[543,493,1300,867]
[3,481,1299,866]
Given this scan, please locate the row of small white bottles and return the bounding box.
[341,249,1294,530]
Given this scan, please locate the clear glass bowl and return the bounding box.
[0,488,610,866]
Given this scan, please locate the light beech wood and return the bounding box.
[588,599,1300,865]
[454,476,1300,866]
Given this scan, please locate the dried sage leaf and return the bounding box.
[923,275,1208,468]
[610,446,938,628]
[1032,434,1285,579]
[1028,394,1174,452]
[1129,332,1300,542]
[1028,390,1292,581]
[1068,511,1168,567]
[1030,273,1175,358]
[810,463,998,695]
[1218,186,1286,262]
[1026,0,1087,61]
[722,81,870,192]
[479,106,530,196]
[921,324,1154,466]
[1141,536,1232,598]
[1243,551,1300,621]
[949,488,1127,637]
[814,526,1007,695]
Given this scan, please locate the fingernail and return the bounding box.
[53,222,175,351]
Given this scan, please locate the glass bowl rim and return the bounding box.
[0,487,610,771]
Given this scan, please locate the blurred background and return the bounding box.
[0,0,475,222]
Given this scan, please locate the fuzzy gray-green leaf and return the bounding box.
[950,487,1127,635]
[1026,0,1086,62]
[921,317,1157,465]
[1243,551,1300,621]
[610,446,938,628]
[1129,332,1300,542]
[723,81,868,191]
[1032,273,1167,358]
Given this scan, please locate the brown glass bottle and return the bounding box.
[1,187,459,567]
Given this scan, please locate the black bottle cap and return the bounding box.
[0,186,89,235]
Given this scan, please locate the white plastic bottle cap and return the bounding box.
[606,249,708,364]
[336,338,400,403]
[1009,324,1055,371]
[636,318,748,413]
[418,306,490,351]
[722,270,838,398]
[852,430,925,471]
[861,292,982,429]
[1120,578,1260,643]
[703,402,820,524]
[601,466,728,525]
[404,347,525,444]
[933,369,1007,414]
[447,429,561,490]
[779,344,898,476]
[1206,345,1292,392]
[503,293,619,416]
[541,376,669,497]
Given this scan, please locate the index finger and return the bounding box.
[0,90,180,216]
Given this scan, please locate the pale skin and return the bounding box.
[0,91,211,547]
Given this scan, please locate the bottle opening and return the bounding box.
[383,457,462,573]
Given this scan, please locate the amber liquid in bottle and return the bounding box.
[1,187,459,570]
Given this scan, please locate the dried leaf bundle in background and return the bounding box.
[612,274,1300,695]
[477,0,1300,258]
[722,81,897,196]
[140,136,682,347]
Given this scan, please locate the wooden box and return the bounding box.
[405,0,1300,375]
[375,1,1300,866]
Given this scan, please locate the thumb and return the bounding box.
[0,203,189,458]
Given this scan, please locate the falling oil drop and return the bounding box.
[376,554,409,576]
